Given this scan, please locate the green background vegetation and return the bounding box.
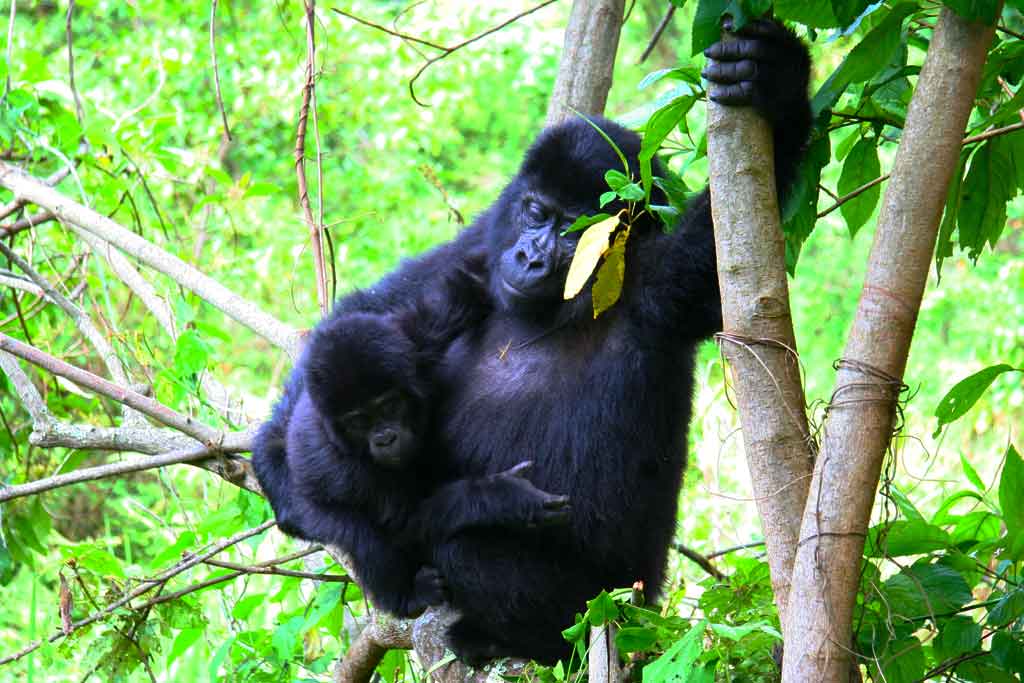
[0,0,1022,681]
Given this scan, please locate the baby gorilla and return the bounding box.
[256,264,571,617]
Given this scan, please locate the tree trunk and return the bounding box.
[706,45,814,632]
[781,9,998,681]
[545,0,625,126]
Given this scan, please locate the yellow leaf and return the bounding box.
[563,212,622,300]
[592,228,629,318]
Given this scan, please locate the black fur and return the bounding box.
[256,21,812,662]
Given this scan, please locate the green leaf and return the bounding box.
[987,589,1024,627]
[615,626,659,653]
[640,96,695,201]
[691,0,730,56]
[811,4,916,118]
[933,364,1019,436]
[167,628,203,665]
[932,490,985,526]
[831,0,875,26]
[999,445,1024,534]
[774,0,839,27]
[643,620,706,683]
[231,595,264,621]
[934,616,982,661]
[605,169,630,191]
[882,562,971,618]
[837,136,882,236]
[638,67,702,91]
[208,636,234,681]
[600,191,617,208]
[957,140,1017,260]
[936,148,970,276]
[868,636,926,683]
[564,213,612,234]
[173,329,212,379]
[782,135,830,273]
[561,614,588,643]
[616,182,645,202]
[587,590,619,626]
[991,632,1024,675]
[888,487,925,523]
[942,0,999,23]
[961,453,986,492]
[864,520,950,557]
[709,621,781,641]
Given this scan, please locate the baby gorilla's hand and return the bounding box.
[488,461,571,529]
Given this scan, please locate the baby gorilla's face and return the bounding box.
[336,390,420,468]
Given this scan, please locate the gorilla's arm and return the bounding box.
[633,20,812,338]
[410,462,571,544]
[251,370,310,539]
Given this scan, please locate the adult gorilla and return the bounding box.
[280,20,811,663]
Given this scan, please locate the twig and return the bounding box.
[0,332,225,446]
[0,166,72,222]
[296,0,329,316]
[675,543,726,581]
[210,0,232,141]
[0,210,54,237]
[961,119,1024,145]
[706,540,765,560]
[817,173,889,219]
[0,272,44,297]
[203,557,348,582]
[3,0,14,96]
[334,616,414,683]
[0,521,275,666]
[0,350,51,423]
[332,1,559,107]
[638,3,675,64]
[0,161,302,357]
[66,0,84,124]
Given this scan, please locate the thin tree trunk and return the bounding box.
[706,51,814,633]
[545,0,625,126]
[781,9,998,681]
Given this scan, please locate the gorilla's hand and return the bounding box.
[701,18,811,126]
[485,461,571,529]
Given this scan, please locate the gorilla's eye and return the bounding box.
[340,412,372,435]
[525,200,551,224]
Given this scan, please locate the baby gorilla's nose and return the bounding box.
[372,429,398,449]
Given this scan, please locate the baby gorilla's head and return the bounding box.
[304,312,427,468]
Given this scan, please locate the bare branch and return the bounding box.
[0,161,302,357]
[204,557,347,581]
[210,0,232,141]
[546,0,625,126]
[0,210,55,237]
[0,333,226,445]
[0,272,44,297]
[0,520,275,666]
[707,28,813,631]
[0,445,231,503]
[675,543,726,581]
[0,351,51,424]
[638,2,675,64]
[297,0,329,316]
[783,10,999,681]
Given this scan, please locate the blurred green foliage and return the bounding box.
[0,0,1022,681]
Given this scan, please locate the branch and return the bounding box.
[638,2,675,64]
[706,28,814,632]
[0,161,302,357]
[782,9,998,681]
[0,209,54,237]
[0,520,275,666]
[0,333,225,446]
[203,557,348,582]
[333,615,413,683]
[546,0,625,126]
[209,0,231,141]
[675,543,726,581]
[297,0,329,316]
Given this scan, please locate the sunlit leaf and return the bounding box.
[933,364,1019,436]
[592,228,629,318]
[563,213,622,300]
[999,445,1024,534]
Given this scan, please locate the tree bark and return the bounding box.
[545,0,625,126]
[781,9,998,681]
[706,52,813,632]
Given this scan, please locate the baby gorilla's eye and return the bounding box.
[340,412,372,435]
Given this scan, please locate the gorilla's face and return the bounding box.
[336,390,420,468]
[495,192,582,311]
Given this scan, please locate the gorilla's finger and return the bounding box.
[704,38,768,62]
[708,81,755,105]
[506,460,533,476]
[542,495,570,510]
[702,59,758,84]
